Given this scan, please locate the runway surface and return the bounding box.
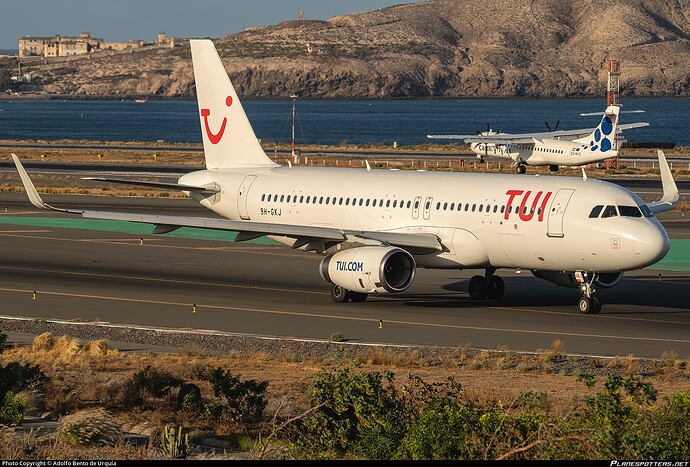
[0,192,689,359]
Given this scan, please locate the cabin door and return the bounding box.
[237,175,257,220]
[546,189,575,238]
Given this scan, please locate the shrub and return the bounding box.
[0,392,26,426]
[131,365,183,399]
[58,408,122,446]
[207,368,268,423]
[0,330,6,353]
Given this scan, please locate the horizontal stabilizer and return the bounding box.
[82,177,220,193]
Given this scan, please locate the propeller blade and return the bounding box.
[554,120,560,131]
[545,121,552,132]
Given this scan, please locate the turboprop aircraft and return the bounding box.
[11,40,680,314]
[427,108,649,174]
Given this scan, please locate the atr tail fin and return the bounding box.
[190,39,277,169]
[573,105,620,153]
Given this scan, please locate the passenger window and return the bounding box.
[280,195,285,202]
[325,197,329,204]
[589,205,603,218]
[359,199,363,206]
[379,199,384,207]
[386,200,390,208]
[286,195,291,203]
[471,204,476,212]
[306,196,310,203]
[493,205,498,213]
[619,205,642,218]
[393,200,397,208]
[436,202,441,210]
[601,205,618,218]
[450,203,455,210]
[366,199,370,207]
[500,205,505,213]
[261,194,266,201]
[479,204,483,213]
[300,195,304,203]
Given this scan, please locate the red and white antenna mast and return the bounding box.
[607,59,620,106]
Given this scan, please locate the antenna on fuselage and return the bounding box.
[581,167,588,181]
[365,160,371,172]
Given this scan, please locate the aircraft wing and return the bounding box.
[427,122,649,144]
[12,154,442,253]
[647,150,680,214]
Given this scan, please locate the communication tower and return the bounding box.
[290,94,300,164]
[297,9,306,20]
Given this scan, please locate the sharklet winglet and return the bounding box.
[11,154,82,214]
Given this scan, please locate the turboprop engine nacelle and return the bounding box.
[531,271,624,289]
[320,246,416,294]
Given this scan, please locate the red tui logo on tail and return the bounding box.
[201,96,233,144]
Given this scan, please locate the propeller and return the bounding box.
[475,122,491,136]
[545,120,560,132]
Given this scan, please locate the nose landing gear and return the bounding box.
[577,273,601,314]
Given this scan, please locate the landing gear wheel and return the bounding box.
[487,276,505,300]
[590,297,601,314]
[578,296,594,314]
[350,292,368,303]
[549,164,559,172]
[331,284,350,303]
[468,275,489,300]
[516,165,526,174]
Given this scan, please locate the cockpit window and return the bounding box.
[601,205,618,218]
[618,205,642,218]
[589,205,603,218]
[639,205,654,218]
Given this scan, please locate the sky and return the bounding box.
[1,0,416,49]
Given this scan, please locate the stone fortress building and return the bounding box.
[18,32,175,58]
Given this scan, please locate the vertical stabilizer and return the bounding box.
[573,105,620,154]
[190,39,277,169]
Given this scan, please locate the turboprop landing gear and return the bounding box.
[549,164,559,172]
[468,270,505,300]
[330,284,368,303]
[577,273,601,314]
[516,164,526,174]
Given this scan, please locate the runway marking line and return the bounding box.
[1,286,689,345]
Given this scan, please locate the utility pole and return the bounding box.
[290,94,299,165]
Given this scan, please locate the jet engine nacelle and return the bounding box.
[320,246,416,294]
[531,271,624,289]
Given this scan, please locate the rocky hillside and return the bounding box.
[15,0,690,98]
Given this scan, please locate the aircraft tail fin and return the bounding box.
[190,39,278,170]
[573,105,620,154]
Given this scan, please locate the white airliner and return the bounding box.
[428,108,650,174]
[11,40,680,314]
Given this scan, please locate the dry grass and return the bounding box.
[2,332,690,459]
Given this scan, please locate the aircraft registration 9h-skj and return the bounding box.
[427,107,650,174]
[11,40,680,314]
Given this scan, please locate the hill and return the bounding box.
[14,0,690,98]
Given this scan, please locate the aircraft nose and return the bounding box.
[632,220,670,268]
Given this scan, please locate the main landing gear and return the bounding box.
[330,284,368,303]
[577,273,601,314]
[516,164,527,174]
[468,269,505,300]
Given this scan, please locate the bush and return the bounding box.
[0,362,48,403]
[130,365,183,399]
[207,368,268,423]
[0,391,26,426]
[58,408,122,446]
[0,331,6,353]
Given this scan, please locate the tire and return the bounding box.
[517,165,526,174]
[468,275,489,300]
[590,297,602,314]
[331,284,350,303]
[350,292,368,303]
[487,276,505,300]
[549,165,559,172]
[578,296,592,314]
